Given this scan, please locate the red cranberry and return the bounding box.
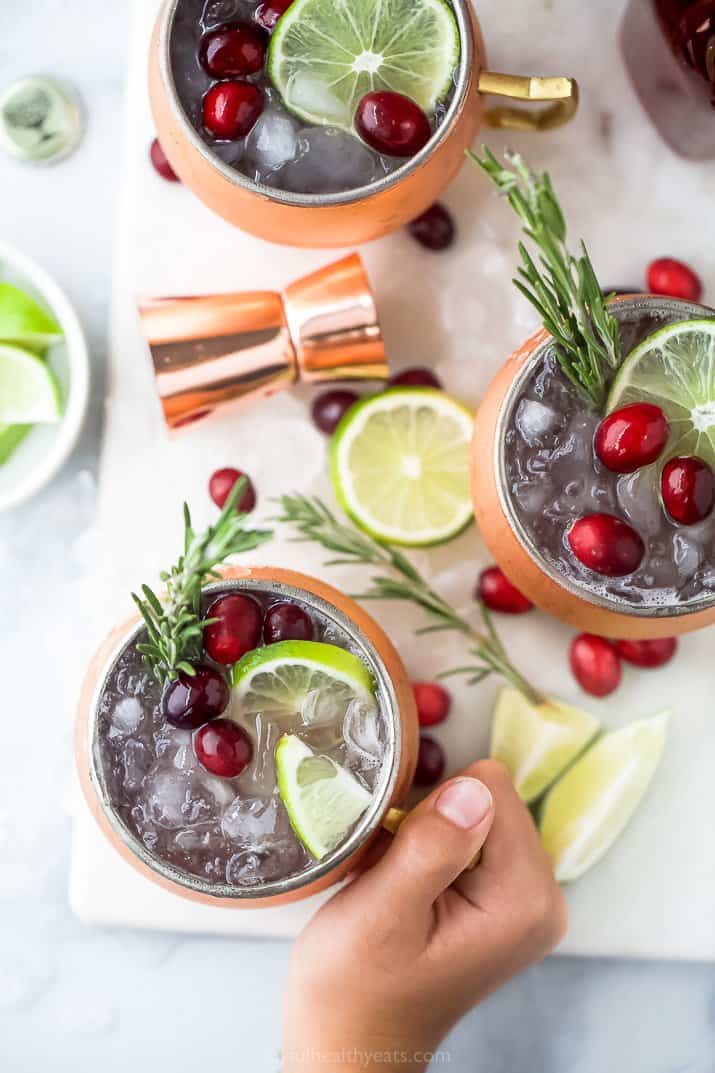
[199,22,266,77]
[311,389,359,434]
[162,664,229,729]
[595,403,670,473]
[355,91,431,158]
[407,202,455,251]
[647,258,702,302]
[388,367,442,389]
[414,735,446,787]
[149,138,179,182]
[204,594,262,665]
[568,514,645,577]
[203,81,264,139]
[255,0,293,31]
[661,456,715,525]
[413,682,451,728]
[615,637,678,668]
[477,566,533,614]
[263,602,315,644]
[209,467,256,513]
[569,634,622,698]
[195,718,253,778]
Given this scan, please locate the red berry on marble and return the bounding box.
[149,138,179,182]
[569,634,621,697]
[661,456,715,525]
[195,718,253,778]
[568,513,645,577]
[199,22,266,78]
[595,403,670,474]
[413,682,451,728]
[255,0,293,31]
[414,735,446,786]
[646,258,702,303]
[388,367,442,389]
[614,637,677,668]
[408,202,456,251]
[162,664,230,729]
[263,601,315,644]
[355,91,431,157]
[204,594,263,665]
[311,389,359,434]
[202,81,264,139]
[209,467,257,513]
[477,565,533,614]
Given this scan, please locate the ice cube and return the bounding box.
[617,467,663,535]
[281,128,379,194]
[108,697,143,738]
[236,714,280,798]
[201,0,251,27]
[226,839,307,885]
[221,795,281,843]
[244,108,300,177]
[283,73,349,128]
[343,699,384,772]
[121,739,152,792]
[512,477,555,514]
[141,763,221,829]
[672,531,701,578]
[515,400,559,447]
[301,688,347,728]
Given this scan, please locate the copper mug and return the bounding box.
[149,0,578,247]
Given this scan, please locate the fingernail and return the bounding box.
[435,778,493,830]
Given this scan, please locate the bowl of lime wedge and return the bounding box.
[0,241,89,511]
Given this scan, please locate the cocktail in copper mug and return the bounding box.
[472,294,715,640]
[149,0,578,247]
[76,567,418,907]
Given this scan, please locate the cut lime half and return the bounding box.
[0,283,62,350]
[276,734,373,859]
[490,688,600,805]
[0,342,62,424]
[607,319,715,468]
[269,0,459,131]
[331,388,473,546]
[540,712,669,883]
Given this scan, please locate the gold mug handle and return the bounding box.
[383,806,482,870]
[478,72,579,132]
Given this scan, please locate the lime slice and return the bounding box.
[232,640,375,719]
[0,423,31,465]
[268,0,459,131]
[540,712,669,883]
[0,283,62,349]
[276,734,373,859]
[331,388,473,546]
[0,343,62,424]
[607,319,715,468]
[490,688,599,805]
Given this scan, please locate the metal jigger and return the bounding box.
[138,253,389,430]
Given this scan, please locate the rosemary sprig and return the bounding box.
[471,147,621,412]
[275,493,542,704]
[133,479,272,684]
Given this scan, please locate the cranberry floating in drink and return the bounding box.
[199,22,266,77]
[203,593,263,664]
[195,718,254,778]
[263,601,315,644]
[202,80,264,139]
[162,664,230,728]
[661,456,715,524]
[595,403,670,473]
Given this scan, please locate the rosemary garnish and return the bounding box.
[472,147,621,412]
[133,479,272,684]
[275,494,542,704]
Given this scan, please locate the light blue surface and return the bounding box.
[0,3,714,1071]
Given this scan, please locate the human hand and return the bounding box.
[282,760,567,1073]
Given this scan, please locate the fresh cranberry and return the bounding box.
[569,634,622,697]
[208,467,256,513]
[162,664,230,729]
[199,22,266,77]
[407,202,456,251]
[311,389,359,434]
[661,456,715,525]
[263,602,315,644]
[355,91,431,157]
[413,682,451,728]
[195,718,253,778]
[203,594,263,665]
[595,403,670,473]
[568,514,645,577]
[388,367,442,389]
[254,0,293,31]
[615,637,678,668]
[202,81,264,140]
[149,138,179,182]
[647,258,702,302]
[477,566,533,614]
[414,735,446,787]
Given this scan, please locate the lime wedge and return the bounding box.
[490,688,599,804]
[268,0,459,131]
[607,319,715,468]
[0,342,62,424]
[331,388,473,546]
[540,712,669,883]
[0,423,31,465]
[232,640,375,719]
[0,283,62,350]
[276,734,373,859]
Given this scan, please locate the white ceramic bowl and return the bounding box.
[0,241,89,512]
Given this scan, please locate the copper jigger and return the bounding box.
[138,253,388,430]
